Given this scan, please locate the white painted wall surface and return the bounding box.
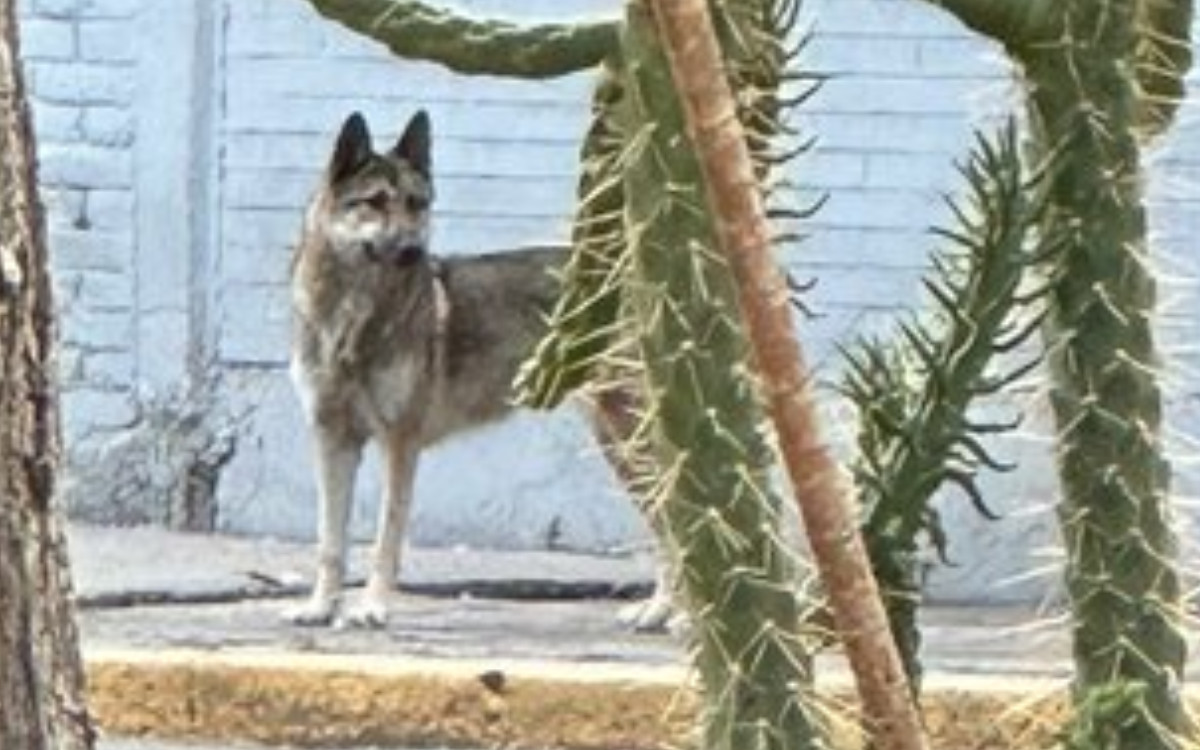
[17,0,1200,602]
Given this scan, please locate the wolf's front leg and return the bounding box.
[284,430,362,626]
[341,429,420,629]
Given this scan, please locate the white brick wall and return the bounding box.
[18,0,1200,601]
[19,0,141,449]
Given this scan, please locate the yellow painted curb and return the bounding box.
[83,648,1122,749]
[88,649,695,749]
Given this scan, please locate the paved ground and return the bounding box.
[65,522,1193,749]
[68,522,1072,679]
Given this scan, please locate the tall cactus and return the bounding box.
[644,1,930,746]
[916,0,1194,746]
[618,7,830,747]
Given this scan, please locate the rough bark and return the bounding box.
[0,1,95,747]
[641,1,927,749]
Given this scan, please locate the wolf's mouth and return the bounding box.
[363,241,425,266]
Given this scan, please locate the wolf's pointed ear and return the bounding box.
[393,110,431,178]
[329,112,372,182]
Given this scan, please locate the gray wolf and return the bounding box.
[284,111,671,629]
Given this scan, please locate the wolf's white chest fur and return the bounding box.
[290,340,426,432]
[358,356,423,428]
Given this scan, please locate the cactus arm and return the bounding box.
[916,0,1058,47]
[298,0,618,77]
[515,61,629,407]
[846,124,1042,695]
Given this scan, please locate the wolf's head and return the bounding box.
[313,111,433,266]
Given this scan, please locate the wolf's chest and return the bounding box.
[292,300,435,432]
[291,348,431,432]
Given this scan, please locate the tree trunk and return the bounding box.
[641,2,927,749]
[0,1,95,747]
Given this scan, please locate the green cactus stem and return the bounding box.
[619,3,828,748]
[919,0,1194,745]
[299,0,618,78]
[1025,32,1191,749]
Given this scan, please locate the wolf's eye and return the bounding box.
[363,191,390,211]
[406,194,429,213]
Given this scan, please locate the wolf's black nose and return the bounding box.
[395,246,425,266]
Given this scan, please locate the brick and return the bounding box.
[216,283,291,365]
[225,14,327,59]
[58,345,86,386]
[59,308,133,351]
[40,185,88,229]
[29,100,82,143]
[812,74,990,117]
[810,34,918,76]
[61,387,137,432]
[80,104,133,147]
[77,268,133,311]
[813,0,965,37]
[77,0,140,19]
[30,61,134,105]
[19,17,77,60]
[81,349,135,388]
[864,151,964,191]
[803,112,973,154]
[78,19,135,63]
[53,269,84,306]
[135,310,191,388]
[47,227,131,271]
[812,186,949,230]
[916,37,1007,76]
[32,0,77,19]
[83,188,133,231]
[37,143,132,188]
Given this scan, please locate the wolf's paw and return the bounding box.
[282,596,338,627]
[338,594,390,630]
[617,594,677,634]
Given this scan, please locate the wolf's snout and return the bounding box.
[394,245,425,266]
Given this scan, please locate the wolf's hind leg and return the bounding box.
[590,385,680,634]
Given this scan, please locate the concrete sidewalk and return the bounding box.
[66,523,1156,749]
